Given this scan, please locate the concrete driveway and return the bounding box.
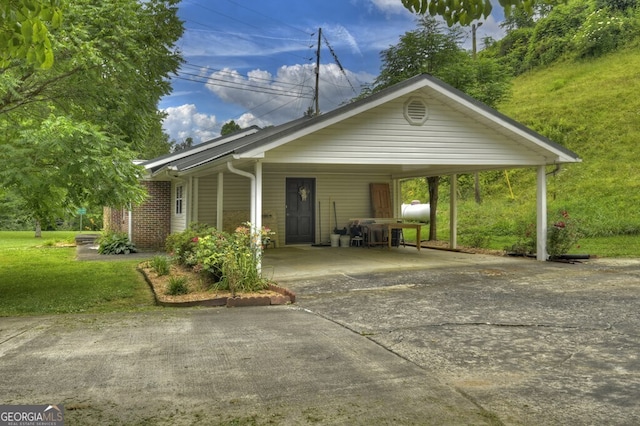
[1,246,639,425]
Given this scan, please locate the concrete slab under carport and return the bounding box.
[262,244,511,283]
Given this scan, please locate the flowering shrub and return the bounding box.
[164,222,215,266]
[508,210,582,258]
[164,222,272,295]
[547,210,582,258]
[506,221,537,256]
[573,9,629,58]
[196,223,270,295]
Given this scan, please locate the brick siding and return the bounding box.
[103,181,171,250]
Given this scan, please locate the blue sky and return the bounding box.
[160,0,505,144]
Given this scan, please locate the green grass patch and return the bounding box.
[0,231,157,316]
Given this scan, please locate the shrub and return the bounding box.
[547,209,582,258]
[507,210,582,258]
[165,222,214,266]
[195,223,270,296]
[460,228,491,249]
[97,232,137,255]
[167,276,189,295]
[150,255,171,276]
[505,221,537,256]
[573,9,630,58]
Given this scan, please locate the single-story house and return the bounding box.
[105,74,581,261]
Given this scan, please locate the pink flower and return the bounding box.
[192,237,199,242]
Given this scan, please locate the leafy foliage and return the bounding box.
[573,9,633,58]
[98,231,138,255]
[0,0,63,69]
[165,223,271,296]
[402,0,500,26]
[165,222,216,267]
[167,276,189,295]
[150,255,172,276]
[0,0,184,232]
[221,120,242,136]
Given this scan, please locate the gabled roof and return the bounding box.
[145,74,580,177]
[141,125,261,173]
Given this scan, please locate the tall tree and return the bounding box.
[221,120,242,136]
[0,0,184,236]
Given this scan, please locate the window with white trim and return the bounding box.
[175,185,183,215]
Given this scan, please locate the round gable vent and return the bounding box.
[404,97,429,125]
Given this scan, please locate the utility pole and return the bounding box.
[314,28,321,117]
[472,22,482,59]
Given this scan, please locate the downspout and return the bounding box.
[226,161,261,272]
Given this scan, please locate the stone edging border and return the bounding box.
[138,267,296,308]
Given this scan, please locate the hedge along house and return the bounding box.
[108,74,580,261]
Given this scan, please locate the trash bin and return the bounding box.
[330,234,340,247]
[339,235,350,247]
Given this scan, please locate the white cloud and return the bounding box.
[368,0,411,15]
[162,104,218,144]
[324,24,362,55]
[205,64,374,126]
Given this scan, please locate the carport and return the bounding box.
[136,74,581,260]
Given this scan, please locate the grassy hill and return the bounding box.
[425,47,640,256]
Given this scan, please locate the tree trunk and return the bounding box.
[34,220,42,238]
[427,176,439,241]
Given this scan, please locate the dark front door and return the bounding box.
[285,177,315,244]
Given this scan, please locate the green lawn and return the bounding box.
[0,231,157,316]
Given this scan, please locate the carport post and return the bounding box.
[536,165,548,261]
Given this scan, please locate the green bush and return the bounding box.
[573,9,630,58]
[97,232,137,255]
[167,276,189,295]
[547,209,583,258]
[195,223,270,296]
[165,222,214,266]
[150,255,171,276]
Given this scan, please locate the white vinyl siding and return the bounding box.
[263,93,548,166]
[195,170,391,247]
[263,171,391,246]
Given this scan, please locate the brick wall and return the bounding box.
[103,181,171,250]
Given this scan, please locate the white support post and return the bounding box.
[450,174,457,249]
[255,161,263,249]
[537,165,548,261]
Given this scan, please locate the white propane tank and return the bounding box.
[401,200,430,222]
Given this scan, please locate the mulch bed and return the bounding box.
[138,262,295,308]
